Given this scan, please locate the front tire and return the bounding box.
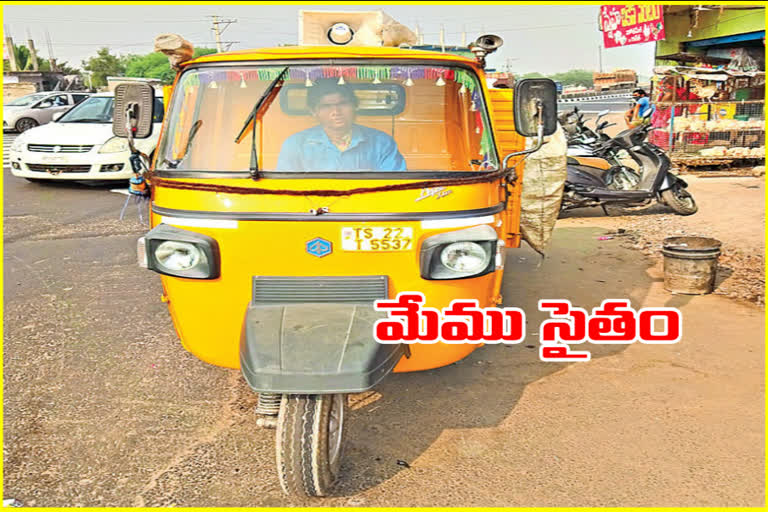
[661,185,698,215]
[15,118,38,132]
[276,394,346,497]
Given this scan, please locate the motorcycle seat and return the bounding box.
[567,156,612,170]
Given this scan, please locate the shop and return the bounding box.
[651,5,765,169]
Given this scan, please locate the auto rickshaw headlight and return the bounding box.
[420,225,497,280]
[141,224,220,279]
[155,241,206,271]
[440,242,489,273]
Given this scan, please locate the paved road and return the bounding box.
[3,159,764,506]
[4,133,16,167]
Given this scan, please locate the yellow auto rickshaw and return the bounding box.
[113,26,557,497]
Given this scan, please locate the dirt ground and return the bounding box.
[560,176,765,306]
[3,173,765,507]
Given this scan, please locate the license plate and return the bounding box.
[41,155,66,163]
[341,227,413,251]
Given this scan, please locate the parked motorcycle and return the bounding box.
[560,112,698,216]
[559,107,615,157]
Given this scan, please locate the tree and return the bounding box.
[55,61,81,76]
[81,47,126,87]
[516,69,594,88]
[3,44,82,75]
[3,43,31,71]
[549,69,593,88]
[123,47,216,84]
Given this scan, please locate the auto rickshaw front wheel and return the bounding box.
[276,393,346,497]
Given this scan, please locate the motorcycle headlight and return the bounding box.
[142,224,220,279]
[10,137,25,152]
[98,136,130,153]
[420,225,497,280]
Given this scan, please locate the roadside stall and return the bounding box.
[649,62,765,172]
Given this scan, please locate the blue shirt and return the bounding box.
[636,96,652,117]
[275,124,406,171]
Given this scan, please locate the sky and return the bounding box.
[3,3,657,77]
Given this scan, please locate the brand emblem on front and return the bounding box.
[306,237,332,257]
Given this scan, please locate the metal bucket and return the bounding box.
[661,236,722,295]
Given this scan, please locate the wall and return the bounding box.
[656,6,765,58]
[3,82,38,100]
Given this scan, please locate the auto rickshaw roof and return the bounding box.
[183,45,481,68]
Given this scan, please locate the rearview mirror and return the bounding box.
[513,79,557,137]
[113,83,155,139]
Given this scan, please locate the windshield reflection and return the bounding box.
[156,64,498,175]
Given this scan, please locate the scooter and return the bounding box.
[558,107,615,157]
[562,120,698,216]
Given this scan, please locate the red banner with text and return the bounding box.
[599,5,665,48]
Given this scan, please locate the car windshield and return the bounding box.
[156,63,499,175]
[6,93,50,107]
[58,96,164,124]
[57,96,114,123]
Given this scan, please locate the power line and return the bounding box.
[209,15,237,53]
[418,20,595,37]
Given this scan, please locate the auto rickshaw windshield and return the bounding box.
[155,64,499,174]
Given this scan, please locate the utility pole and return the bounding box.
[26,28,39,71]
[45,29,58,72]
[210,15,237,53]
[4,26,18,71]
[461,25,466,47]
[439,24,445,53]
[598,43,603,72]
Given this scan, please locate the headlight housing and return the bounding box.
[140,224,220,279]
[98,136,130,153]
[440,242,490,273]
[420,224,497,280]
[10,137,25,152]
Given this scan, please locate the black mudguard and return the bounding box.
[240,303,406,394]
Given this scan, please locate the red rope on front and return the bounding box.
[146,168,514,197]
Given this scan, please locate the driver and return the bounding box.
[276,80,406,171]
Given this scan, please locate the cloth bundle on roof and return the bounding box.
[154,33,194,70]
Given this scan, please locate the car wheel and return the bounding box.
[15,118,38,132]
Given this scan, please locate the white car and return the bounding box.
[8,91,164,182]
[4,91,91,132]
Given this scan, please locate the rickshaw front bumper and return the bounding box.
[240,303,406,394]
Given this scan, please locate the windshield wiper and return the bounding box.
[234,66,288,179]
[66,118,109,123]
[161,120,203,169]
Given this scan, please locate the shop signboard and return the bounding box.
[599,5,665,48]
